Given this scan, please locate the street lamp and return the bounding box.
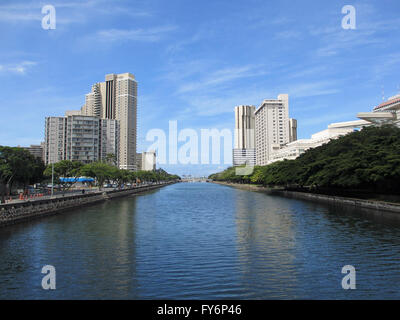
[51,162,54,197]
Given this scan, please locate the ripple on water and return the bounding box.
[0,183,399,299]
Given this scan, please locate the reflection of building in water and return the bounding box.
[234,191,297,294]
[91,198,139,297]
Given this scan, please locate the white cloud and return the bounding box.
[175,64,268,94]
[285,80,340,98]
[166,32,203,54]
[0,0,151,24]
[94,26,177,43]
[369,53,400,84]
[0,61,37,74]
[300,112,356,127]
[178,87,271,117]
[309,12,400,58]
[274,30,302,40]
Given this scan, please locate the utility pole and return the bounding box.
[51,162,54,197]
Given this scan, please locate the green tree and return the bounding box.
[209,125,400,195]
[105,153,117,166]
[43,160,83,193]
[80,162,114,189]
[0,146,44,203]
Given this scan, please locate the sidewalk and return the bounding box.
[1,182,160,206]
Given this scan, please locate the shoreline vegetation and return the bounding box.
[212,181,400,215]
[0,146,180,204]
[209,125,400,206]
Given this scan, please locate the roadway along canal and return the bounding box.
[0,182,399,299]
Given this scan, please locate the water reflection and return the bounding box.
[0,183,399,299]
[234,189,298,298]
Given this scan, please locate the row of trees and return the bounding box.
[0,146,45,203]
[44,160,180,192]
[0,146,180,203]
[209,125,400,195]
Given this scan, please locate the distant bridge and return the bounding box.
[180,177,211,183]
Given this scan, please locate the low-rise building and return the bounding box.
[268,120,369,164]
[357,94,400,126]
[142,151,156,171]
[22,144,44,161]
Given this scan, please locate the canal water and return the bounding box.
[0,182,399,299]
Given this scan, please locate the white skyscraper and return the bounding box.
[82,73,138,170]
[255,94,291,166]
[233,105,256,166]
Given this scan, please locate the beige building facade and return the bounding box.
[255,94,293,165]
[81,73,138,170]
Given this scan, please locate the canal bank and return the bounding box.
[212,181,400,214]
[0,182,176,227]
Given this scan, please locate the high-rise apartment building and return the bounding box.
[44,116,118,165]
[81,73,137,170]
[135,153,142,171]
[65,115,100,164]
[44,116,67,164]
[81,83,102,117]
[44,72,137,169]
[233,105,256,166]
[255,94,291,166]
[99,119,119,164]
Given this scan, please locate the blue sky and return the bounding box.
[0,0,399,176]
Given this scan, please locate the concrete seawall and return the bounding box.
[0,182,176,228]
[212,181,400,214]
